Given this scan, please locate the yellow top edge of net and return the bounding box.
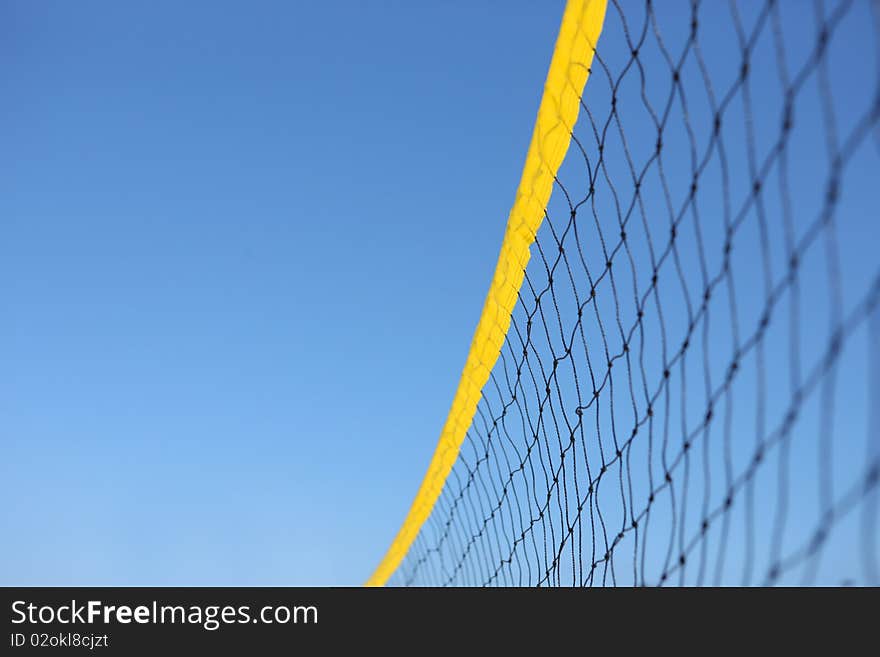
[365,0,608,587]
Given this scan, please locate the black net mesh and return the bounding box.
[391,0,880,586]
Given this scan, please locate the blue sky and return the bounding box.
[1,1,569,585]
[2,1,877,587]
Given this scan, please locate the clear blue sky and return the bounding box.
[3,0,877,587]
[1,0,568,585]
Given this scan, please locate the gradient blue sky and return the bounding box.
[1,1,568,585]
[3,1,877,587]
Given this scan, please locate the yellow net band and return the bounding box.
[366,0,608,587]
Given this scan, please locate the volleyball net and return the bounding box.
[369,0,880,587]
